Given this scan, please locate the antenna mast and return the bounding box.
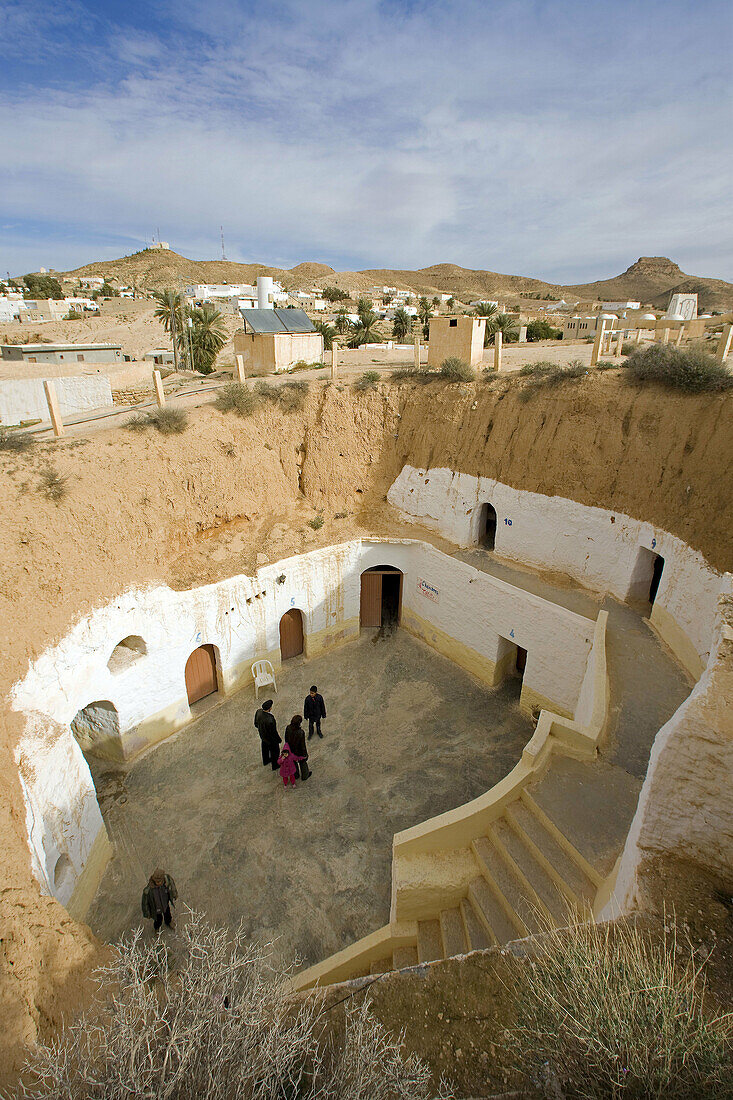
[220,226,227,262]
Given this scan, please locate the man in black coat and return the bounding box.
[303,685,326,740]
[254,699,281,769]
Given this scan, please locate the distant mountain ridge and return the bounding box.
[54,250,733,312]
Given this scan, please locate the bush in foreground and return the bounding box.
[0,427,34,452]
[624,344,732,393]
[124,407,189,434]
[508,914,733,1099]
[9,912,447,1100]
[439,357,474,381]
[354,370,380,390]
[517,360,586,400]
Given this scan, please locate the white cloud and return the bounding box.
[0,0,731,279]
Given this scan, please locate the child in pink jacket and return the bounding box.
[277,743,304,788]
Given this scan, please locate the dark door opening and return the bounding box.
[649,553,664,605]
[360,566,403,630]
[515,646,527,680]
[279,608,304,660]
[478,503,497,551]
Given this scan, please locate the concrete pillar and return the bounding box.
[152,370,166,408]
[413,336,421,370]
[616,332,624,357]
[636,328,643,344]
[493,330,503,371]
[675,326,684,348]
[717,324,733,362]
[331,340,338,378]
[518,325,527,343]
[235,354,246,382]
[43,380,64,438]
[590,319,608,367]
[661,327,669,345]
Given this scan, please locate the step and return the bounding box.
[521,791,603,888]
[492,817,570,927]
[472,837,532,937]
[439,907,468,958]
[509,800,596,904]
[369,956,393,975]
[467,876,519,945]
[417,918,443,964]
[460,897,493,950]
[392,944,418,969]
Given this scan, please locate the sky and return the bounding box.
[0,0,731,282]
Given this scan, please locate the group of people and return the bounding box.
[141,688,329,932]
[254,685,327,789]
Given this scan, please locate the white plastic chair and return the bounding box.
[251,659,277,700]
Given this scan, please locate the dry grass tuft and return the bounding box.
[506,912,733,1099]
[439,357,474,381]
[214,382,259,417]
[38,467,68,502]
[0,428,35,452]
[624,344,732,393]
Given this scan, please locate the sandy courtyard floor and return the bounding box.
[87,630,532,967]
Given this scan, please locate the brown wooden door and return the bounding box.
[360,572,383,627]
[185,644,218,705]
[279,609,304,660]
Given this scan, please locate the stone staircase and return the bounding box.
[312,789,605,984]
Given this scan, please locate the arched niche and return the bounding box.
[107,635,147,674]
[70,699,123,764]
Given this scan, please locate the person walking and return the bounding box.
[284,714,310,780]
[254,699,281,770]
[277,743,305,789]
[304,685,326,740]
[141,868,178,933]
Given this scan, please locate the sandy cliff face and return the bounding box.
[0,374,731,1081]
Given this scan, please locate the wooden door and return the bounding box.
[360,572,382,627]
[279,609,304,660]
[185,644,218,705]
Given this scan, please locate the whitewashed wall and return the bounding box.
[12,538,596,911]
[0,375,112,425]
[388,466,723,671]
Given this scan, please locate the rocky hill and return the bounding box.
[54,251,733,311]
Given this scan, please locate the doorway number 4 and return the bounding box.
[510,629,515,638]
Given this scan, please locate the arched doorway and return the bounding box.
[360,566,403,629]
[478,503,497,550]
[71,700,123,764]
[280,609,304,660]
[185,644,219,705]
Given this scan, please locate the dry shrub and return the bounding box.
[354,370,380,391]
[0,428,34,452]
[308,514,324,530]
[124,412,150,432]
[518,360,586,401]
[439,357,474,381]
[390,367,434,384]
[507,913,733,1099]
[214,382,259,417]
[38,467,68,502]
[149,407,188,434]
[277,380,309,412]
[8,911,446,1100]
[624,344,732,393]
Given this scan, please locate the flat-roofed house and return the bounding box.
[233,309,323,373]
[0,342,123,365]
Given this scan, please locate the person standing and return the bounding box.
[141,868,177,932]
[304,685,326,740]
[254,699,281,770]
[284,714,310,780]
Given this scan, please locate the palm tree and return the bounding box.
[348,304,380,347]
[334,308,349,336]
[418,297,432,325]
[189,304,227,373]
[392,308,412,341]
[490,312,518,344]
[447,296,455,309]
[153,289,185,371]
[432,296,440,310]
[314,321,335,350]
[474,302,499,346]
